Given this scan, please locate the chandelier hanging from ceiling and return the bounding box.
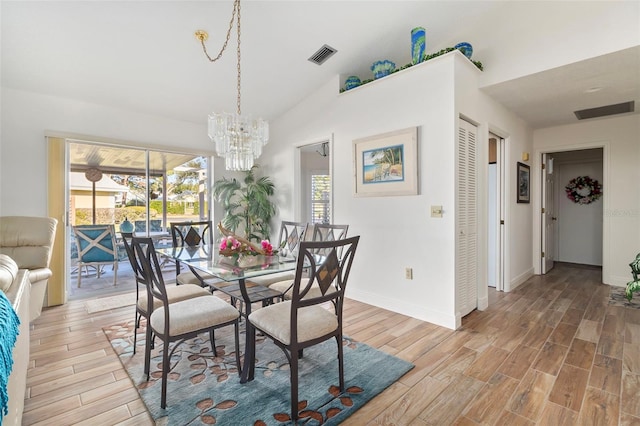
[195,0,268,171]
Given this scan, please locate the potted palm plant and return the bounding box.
[213,165,276,243]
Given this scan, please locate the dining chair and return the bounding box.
[247,220,308,288]
[72,224,119,288]
[170,221,217,286]
[269,223,349,300]
[310,223,349,249]
[131,236,241,409]
[120,232,210,357]
[248,236,360,423]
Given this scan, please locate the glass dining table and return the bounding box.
[155,245,297,383]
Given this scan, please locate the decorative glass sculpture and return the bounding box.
[454,42,473,59]
[411,27,426,64]
[345,75,361,90]
[371,60,396,79]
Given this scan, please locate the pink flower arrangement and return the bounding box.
[219,236,242,252]
[219,236,276,257]
[261,240,274,255]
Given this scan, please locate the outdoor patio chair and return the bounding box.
[248,236,359,423]
[132,236,241,409]
[72,224,119,288]
[120,232,210,357]
[134,219,163,233]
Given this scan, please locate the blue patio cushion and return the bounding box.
[76,228,116,262]
[134,221,146,233]
[134,220,162,233]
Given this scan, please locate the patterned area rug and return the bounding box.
[609,285,640,309]
[104,321,413,425]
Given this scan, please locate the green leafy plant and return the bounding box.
[625,253,640,301]
[213,165,276,242]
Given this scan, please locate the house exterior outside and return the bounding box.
[68,172,129,225]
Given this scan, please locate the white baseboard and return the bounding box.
[478,294,489,311]
[608,275,630,287]
[509,267,535,292]
[346,288,457,330]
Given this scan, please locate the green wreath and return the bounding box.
[565,176,602,205]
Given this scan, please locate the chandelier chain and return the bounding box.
[198,0,269,171]
[236,0,241,115]
[198,0,238,64]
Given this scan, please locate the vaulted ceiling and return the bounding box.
[2,1,638,130]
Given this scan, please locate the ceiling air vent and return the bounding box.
[308,44,337,65]
[574,101,635,120]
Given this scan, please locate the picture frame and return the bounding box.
[517,162,530,203]
[353,127,418,197]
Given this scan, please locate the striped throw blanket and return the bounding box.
[0,290,20,424]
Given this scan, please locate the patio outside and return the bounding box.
[67,141,210,300]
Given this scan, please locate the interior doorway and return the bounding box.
[295,139,332,225]
[541,148,604,273]
[487,133,506,291]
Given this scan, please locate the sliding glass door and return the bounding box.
[66,140,211,299]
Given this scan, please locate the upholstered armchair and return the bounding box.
[0,216,58,321]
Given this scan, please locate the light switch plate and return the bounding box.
[431,205,443,218]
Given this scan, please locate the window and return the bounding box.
[311,174,331,224]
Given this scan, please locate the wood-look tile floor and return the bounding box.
[23,263,640,425]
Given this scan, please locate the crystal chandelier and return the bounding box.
[196,0,269,171]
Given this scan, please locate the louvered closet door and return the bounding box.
[456,118,478,317]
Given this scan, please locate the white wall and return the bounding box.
[555,160,603,265]
[262,52,532,329]
[477,1,640,87]
[0,87,211,217]
[533,114,640,286]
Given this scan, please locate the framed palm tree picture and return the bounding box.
[353,127,418,197]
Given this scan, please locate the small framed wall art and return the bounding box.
[517,162,530,203]
[353,127,418,197]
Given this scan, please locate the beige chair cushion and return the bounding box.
[138,284,210,313]
[248,301,338,345]
[248,271,295,287]
[0,254,19,292]
[269,278,336,300]
[177,270,218,286]
[150,295,239,336]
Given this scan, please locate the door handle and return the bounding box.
[552,217,557,221]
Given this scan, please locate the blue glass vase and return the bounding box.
[411,27,426,64]
[371,60,396,79]
[345,75,361,90]
[120,217,134,233]
[454,42,473,59]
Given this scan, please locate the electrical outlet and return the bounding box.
[405,267,413,280]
